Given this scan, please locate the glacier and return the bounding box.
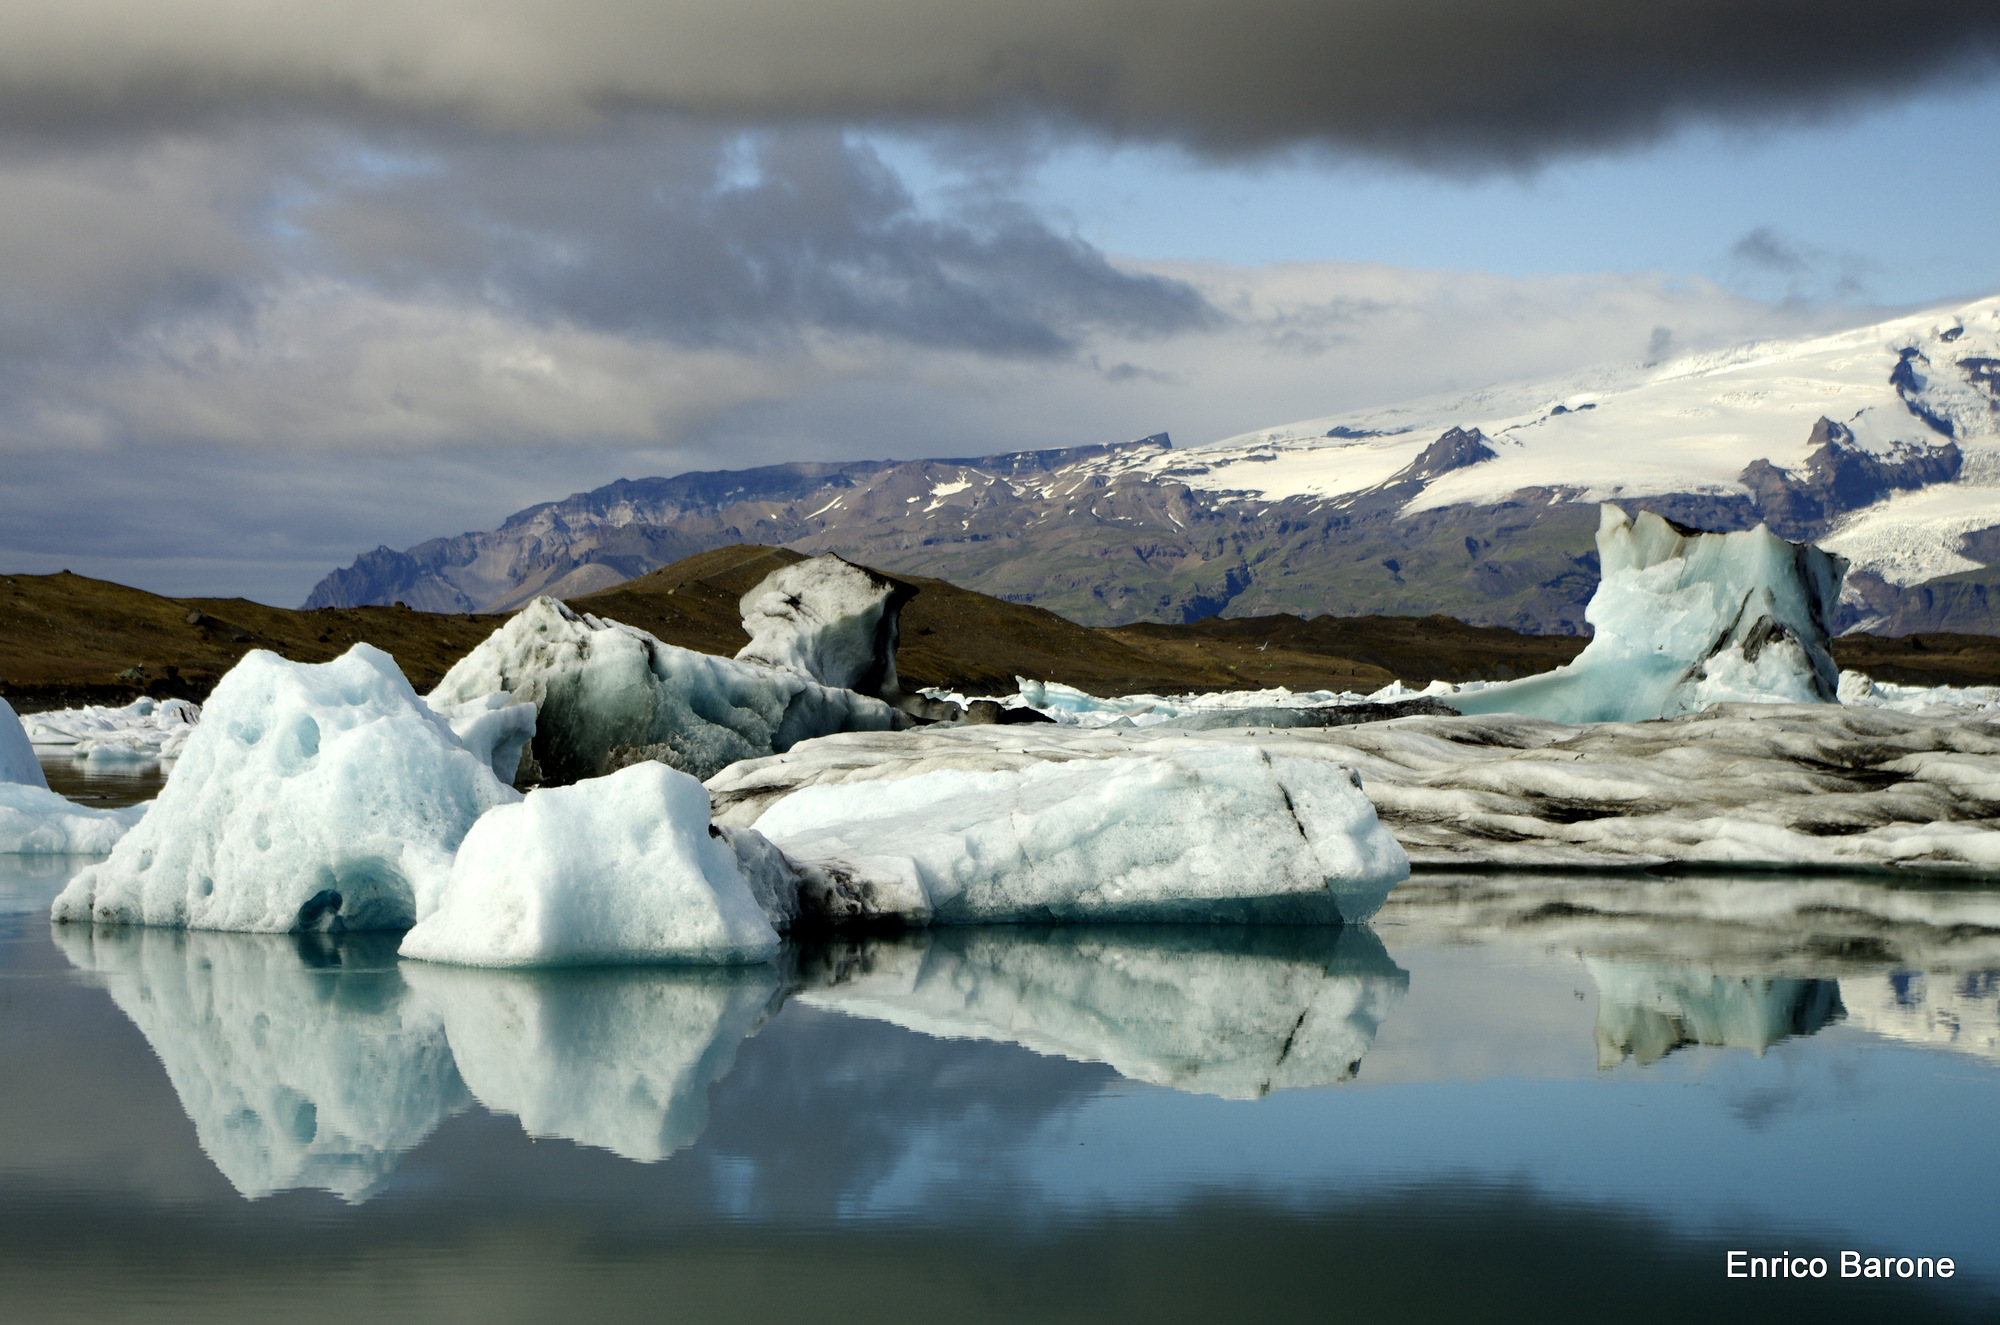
[798,925,1408,1099]
[52,644,520,932]
[1451,506,1844,722]
[427,597,906,785]
[400,762,780,968]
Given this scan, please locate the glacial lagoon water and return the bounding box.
[2,821,1997,1321]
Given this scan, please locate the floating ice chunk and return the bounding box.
[402,962,781,1162]
[0,784,147,854]
[52,925,469,1202]
[798,926,1408,1099]
[24,697,202,764]
[0,698,45,787]
[1587,959,1845,1067]
[427,691,537,784]
[1838,669,2000,714]
[52,644,519,933]
[736,554,913,696]
[428,597,905,785]
[400,762,780,968]
[748,743,1408,925]
[1454,506,1846,723]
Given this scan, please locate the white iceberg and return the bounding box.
[1587,959,1845,1067]
[1,697,46,786]
[52,925,469,1202]
[52,644,520,933]
[736,554,913,696]
[1455,506,1845,723]
[1838,670,2000,715]
[402,961,782,1162]
[428,597,906,785]
[741,739,1408,925]
[23,696,202,765]
[798,926,1408,1099]
[400,762,781,968]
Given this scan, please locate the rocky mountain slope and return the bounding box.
[307,297,2000,635]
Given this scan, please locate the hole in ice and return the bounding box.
[295,889,343,932]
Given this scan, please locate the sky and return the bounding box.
[1,1,1998,606]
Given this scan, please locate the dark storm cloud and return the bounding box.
[0,2,1995,165]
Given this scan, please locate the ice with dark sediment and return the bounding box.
[426,597,906,785]
[796,925,1408,1099]
[709,702,2000,878]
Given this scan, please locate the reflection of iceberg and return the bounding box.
[796,926,1409,1099]
[53,926,469,1201]
[1838,968,2000,1064]
[1586,959,1845,1067]
[402,962,783,1162]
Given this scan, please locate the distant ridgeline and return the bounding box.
[306,298,2000,637]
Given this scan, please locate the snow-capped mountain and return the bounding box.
[308,296,2000,636]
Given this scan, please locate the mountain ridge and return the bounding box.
[305,298,2000,636]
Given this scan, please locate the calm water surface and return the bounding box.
[1,824,1995,1322]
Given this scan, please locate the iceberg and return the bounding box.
[739,739,1409,926]
[1,697,46,786]
[1454,506,1846,723]
[426,690,537,784]
[52,924,469,1201]
[0,696,150,853]
[399,762,781,968]
[402,961,782,1162]
[736,554,913,696]
[797,926,1409,1099]
[22,696,202,765]
[1587,959,1846,1067]
[428,597,906,785]
[52,644,519,933]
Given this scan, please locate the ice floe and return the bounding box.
[427,597,905,785]
[1839,670,2000,715]
[52,644,520,932]
[798,925,1408,1098]
[1453,506,1844,722]
[52,924,469,1202]
[400,762,781,968]
[711,704,2000,878]
[403,961,783,1162]
[736,739,1408,926]
[22,696,202,765]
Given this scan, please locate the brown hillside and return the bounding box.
[0,570,500,711]
[6,547,2000,709]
